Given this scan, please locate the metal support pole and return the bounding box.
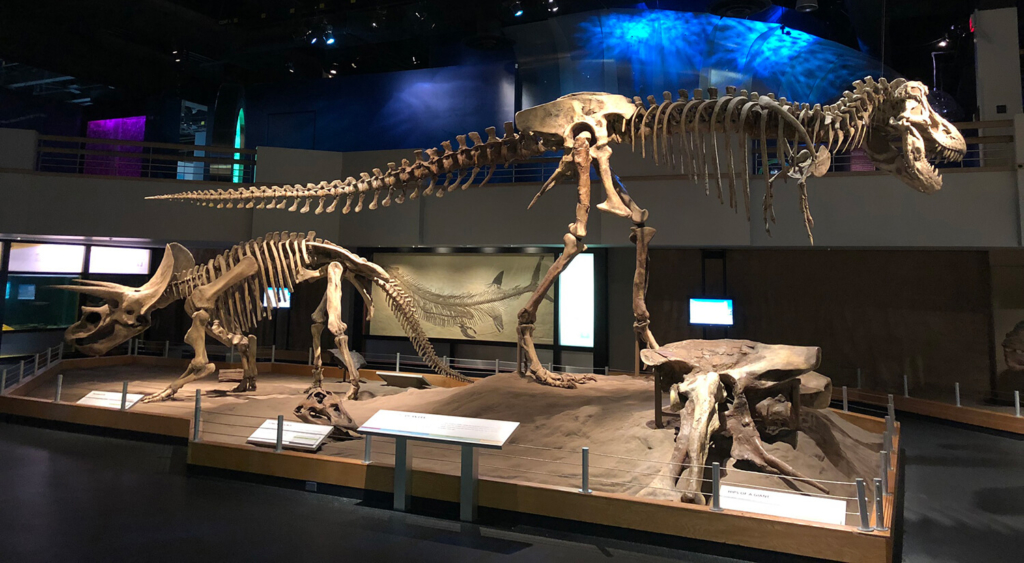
[547,362,553,373]
[58,344,63,361]
[842,386,849,412]
[192,390,202,442]
[0,368,5,395]
[393,437,412,511]
[711,462,723,511]
[460,445,480,522]
[45,346,51,369]
[903,374,909,397]
[54,374,62,402]
[580,447,592,493]
[880,451,890,495]
[887,396,896,427]
[955,382,961,407]
[873,478,888,531]
[442,356,448,368]
[495,358,500,375]
[363,436,372,464]
[271,345,276,364]
[120,381,128,410]
[163,341,170,358]
[395,352,401,372]
[856,367,862,388]
[856,478,872,531]
[19,360,25,382]
[308,347,313,365]
[33,354,39,375]
[1016,390,1021,417]
[275,414,284,453]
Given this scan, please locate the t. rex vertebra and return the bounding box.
[58,232,469,402]
[148,78,966,389]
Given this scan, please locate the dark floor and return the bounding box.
[0,414,1021,563]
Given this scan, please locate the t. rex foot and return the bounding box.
[525,365,597,389]
[232,378,257,393]
[141,387,175,403]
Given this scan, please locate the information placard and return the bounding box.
[719,484,847,525]
[358,410,519,448]
[76,390,144,410]
[246,419,333,451]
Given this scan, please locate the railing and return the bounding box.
[0,343,63,395]
[35,135,257,183]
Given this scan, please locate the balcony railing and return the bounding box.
[35,135,257,183]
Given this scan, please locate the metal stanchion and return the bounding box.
[856,479,872,531]
[442,356,448,368]
[1,368,6,395]
[1015,391,1021,418]
[275,415,284,453]
[955,382,961,407]
[880,451,890,496]
[873,478,888,531]
[363,436,372,464]
[271,345,276,363]
[579,447,592,493]
[711,462,723,512]
[120,381,129,410]
[19,360,25,382]
[33,354,39,375]
[45,346,51,369]
[395,352,401,372]
[494,358,500,375]
[54,374,63,402]
[58,344,63,361]
[903,374,909,397]
[842,386,849,412]
[887,396,896,428]
[192,390,202,442]
[163,341,170,358]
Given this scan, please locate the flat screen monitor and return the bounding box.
[689,298,733,326]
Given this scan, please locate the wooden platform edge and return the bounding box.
[832,387,1024,435]
[188,441,891,563]
[0,394,192,438]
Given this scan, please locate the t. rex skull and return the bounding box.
[294,388,358,436]
[864,80,966,194]
[56,243,193,356]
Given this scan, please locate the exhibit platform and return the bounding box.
[832,386,1024,436]
[0,355,901,563]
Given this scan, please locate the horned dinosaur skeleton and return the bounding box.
[384,258,547,339]
[58,231,469,402]
[148,77,966,389]
[639,339,832,504]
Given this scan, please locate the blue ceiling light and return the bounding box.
[324,25,335,45]
[512,1,524,17]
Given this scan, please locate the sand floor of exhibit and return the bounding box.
[21,363,885,526]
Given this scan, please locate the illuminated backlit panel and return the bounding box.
[559,253,594,348]
[9,243,86,273]
[88,247,152,275]
[689,298,734,326]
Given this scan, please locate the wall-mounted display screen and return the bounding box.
[689,298,734,326]
[17,285,36,300]
[262,288,292,309]
[89,246,151,275]
[559,253,594,348]
[9,243,86,273]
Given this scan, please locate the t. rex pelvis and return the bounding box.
[150,77,966,388]
[57,231,469,402]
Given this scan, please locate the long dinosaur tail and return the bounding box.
[372,276,472,384]
[146,123,547,215]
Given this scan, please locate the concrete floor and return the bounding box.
[0,413,1021,562]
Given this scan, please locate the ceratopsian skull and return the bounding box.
[57,243,194,356]
[294,388,358,436]
[864,80,966,194]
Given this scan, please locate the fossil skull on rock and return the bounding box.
[640,339,831,504]
[294,388,359,437]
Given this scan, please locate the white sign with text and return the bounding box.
[246,419,333,451]
[719,484,847,525]
[358,410,519,448]
[76,390,144,410]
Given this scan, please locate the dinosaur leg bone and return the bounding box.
[516,134,596,388]
[140,310,216,402]
[324,262,363,400]
[630,225,659,350]
[673,371,725,504]
[206,320,258,393]
[309,290,329,391]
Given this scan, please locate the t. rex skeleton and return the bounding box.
[148,78,966,388]
[58,231,468,402]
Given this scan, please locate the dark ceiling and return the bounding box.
[0,0,998,113]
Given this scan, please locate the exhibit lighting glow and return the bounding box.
[689,298,734,326]
[512,1,523,17]
[795,0,818,12]
[89,247,151,275]
[232,108,245,183]
[558,253,594,348]
[9,243,86,274]
[324,25,335,45]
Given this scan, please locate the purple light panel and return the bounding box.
[85,116,146,177]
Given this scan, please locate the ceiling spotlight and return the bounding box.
[412,56,418,64]
[937,34,949,47]
[548,0,558,13]
[351,62,357,69]
[286,62,295,73]
[512,1,523,17]
[324,25,335,45]
[329,69,337,75]
[795,0,818,12]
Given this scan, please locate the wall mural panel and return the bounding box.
[370,253,555,344]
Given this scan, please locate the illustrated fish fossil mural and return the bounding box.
[386,258,549,339]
